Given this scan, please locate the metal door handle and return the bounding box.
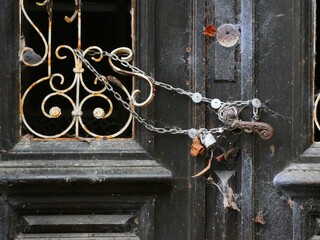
[233,120,274,140]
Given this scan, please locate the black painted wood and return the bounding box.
[0,0,318,239]
[22,214,135,233]
[269,0,320,239]
[16,233,139,240]
[214,0,237,81]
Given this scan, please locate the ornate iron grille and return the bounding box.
[19,0,133,139]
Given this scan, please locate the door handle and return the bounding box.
[219,107,274,140]
[232,120,274,141]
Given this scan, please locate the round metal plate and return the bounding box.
[216,24,240,48]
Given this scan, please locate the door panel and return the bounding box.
[0,0,316,239]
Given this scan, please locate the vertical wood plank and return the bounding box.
[191,0,207,239]
[214,0,236,81]
[0,0,20,149]
[239,0,255,239]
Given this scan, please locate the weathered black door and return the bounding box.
[0,0,318,239]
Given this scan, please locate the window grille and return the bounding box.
[19,0,133,139]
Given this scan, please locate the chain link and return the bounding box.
[75,49,222,136]
[101,52,195,98]
[102,50,259,110]
[90,49,256,109]
[75,49,262,137]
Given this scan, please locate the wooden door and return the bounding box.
[0,0,318,239]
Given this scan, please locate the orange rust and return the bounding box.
[216,153,224,162]
[48,16,52,72]
[190,136,205,157]
[255,210,266,225]
[28,79,44,90]
[203,24,216,37]
[152,82,156,95]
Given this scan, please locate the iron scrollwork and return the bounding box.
[19,0,152,139]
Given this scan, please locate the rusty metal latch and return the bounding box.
[218,104,274,140]
[231,121,274,141]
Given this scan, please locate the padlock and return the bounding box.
[199,131,217,150]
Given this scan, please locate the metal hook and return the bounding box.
[36,0,49,6]
[65,0,80,23]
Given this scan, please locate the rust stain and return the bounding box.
[270,144,275,156]
[255,210,266,225]
[190,136,205,157]
[203,25,216,37]
[216,153,224,162]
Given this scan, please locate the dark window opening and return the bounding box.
[20,0,132,139]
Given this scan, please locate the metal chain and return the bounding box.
[99,51,255,108]
[102,52,195,98]
[75,49,224,136]
[87,50,258,111]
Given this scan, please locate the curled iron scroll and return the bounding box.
[20,0,48,67]
[108,47,155,107]
[314,93,320,132]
